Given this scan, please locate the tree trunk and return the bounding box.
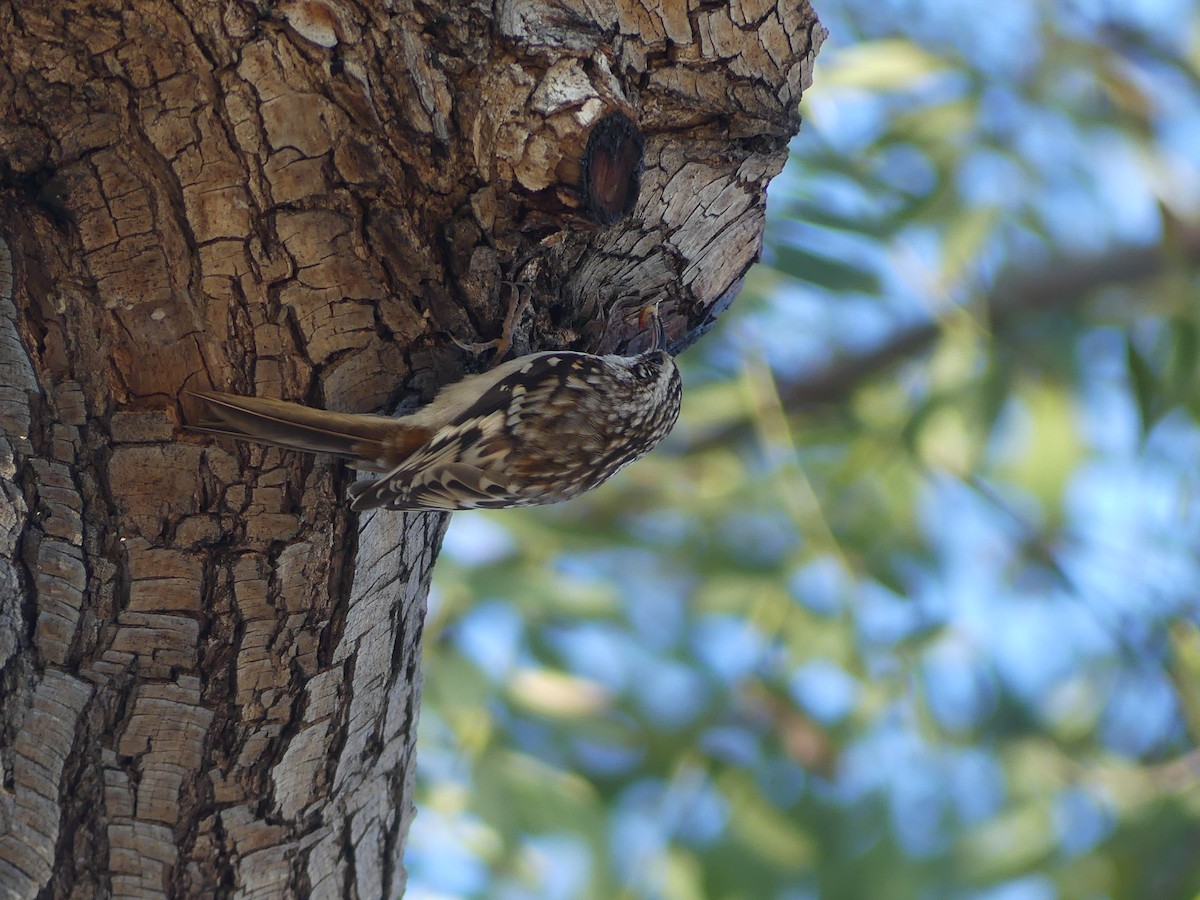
[0,1,822,896]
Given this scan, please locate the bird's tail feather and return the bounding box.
[186,391,428,469]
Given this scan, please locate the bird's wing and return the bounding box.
[444,352,607,425]
[348,462,515,511]
[349,353,609,510]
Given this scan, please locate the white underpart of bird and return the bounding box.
[188,346,683,512]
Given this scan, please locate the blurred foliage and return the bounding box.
[408,2,1200,898]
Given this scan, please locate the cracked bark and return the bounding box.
[0,1,822,896]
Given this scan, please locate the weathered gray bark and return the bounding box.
[0,1,822,896]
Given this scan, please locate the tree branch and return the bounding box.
[684,231,1200,452]
[782,241,1196,409]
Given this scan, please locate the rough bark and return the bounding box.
[0,1,822,896]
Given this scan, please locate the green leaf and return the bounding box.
[771,245,881,294]
[782,200,905,239]
[815,39,948,92]
[1166,316,1198,394]
[941,205,1001,286]
[1126,335,1160,436]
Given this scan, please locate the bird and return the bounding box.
[186,309,682,512]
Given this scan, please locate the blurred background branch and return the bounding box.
[782,232,1200,409]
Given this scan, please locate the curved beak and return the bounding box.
[639,303,668,351]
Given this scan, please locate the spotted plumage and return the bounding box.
[187,344,682,512]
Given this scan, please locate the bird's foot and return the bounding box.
[451,281,530,364]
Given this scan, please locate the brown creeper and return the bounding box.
[187,316,682,512]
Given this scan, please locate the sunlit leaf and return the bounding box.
[816,39,949,91]
[941,205,1001,286]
